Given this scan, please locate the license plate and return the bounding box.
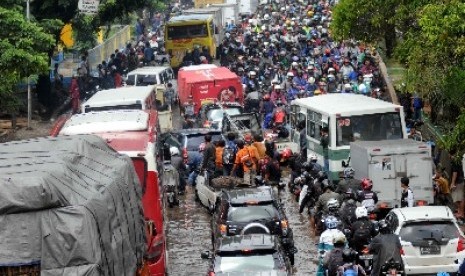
[420,245,441,255]
[359,254,373,260]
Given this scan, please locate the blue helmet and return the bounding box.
[324,215,340,229]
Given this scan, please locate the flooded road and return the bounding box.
[165,177,319,275]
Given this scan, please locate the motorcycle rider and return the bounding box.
[369,220,402,276]
[170,147,186,194]
[357,178,378,213]
[336,167,361,194]
[316,180,342,215]
[321,232,347,276]
[245,87,261,112]
[349,206,377,253]
[337,249,367,276]
[309,153,323,177]
[339,189,359,229]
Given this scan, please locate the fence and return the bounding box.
[87,25,132,72]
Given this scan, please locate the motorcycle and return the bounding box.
[380,258,404,275]
[162,161,179,208]
[357,245,374,274]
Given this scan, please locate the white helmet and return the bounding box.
[308,77,315,84]
[274,84,282,90]
[355,206,368,219]
[333,232,347,245]
[309,153,318,161]
[249,71,257,76]
[170,147,180,156]
[264,14,270,20]
[286,72,294,77]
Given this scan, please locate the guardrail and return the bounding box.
[87,25,132,71]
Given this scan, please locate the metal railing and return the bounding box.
[87,25,132,71]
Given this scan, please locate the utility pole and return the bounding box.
[26,0,32,130]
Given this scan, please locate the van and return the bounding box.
[81,85,157,113]
[125,66,176,87]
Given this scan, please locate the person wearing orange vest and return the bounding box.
[231,139,259,185]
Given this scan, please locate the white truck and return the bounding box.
[350,139,434,209]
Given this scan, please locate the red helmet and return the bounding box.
[263,94,271,100]
[280,148,293,161]
[361,178,373,190]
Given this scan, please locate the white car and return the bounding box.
[385,206,465,275]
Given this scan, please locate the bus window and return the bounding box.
[307,111,322,140]
[132,157,148,194]
[335,112,403,146]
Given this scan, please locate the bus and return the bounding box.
[50,110,168,276]
[289,94,407,181]
[165,14,217,69]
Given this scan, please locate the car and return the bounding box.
[195,173,250,212]
[211,186,296,265]
[200,103,243,130]
[201,234,291,276]
[162,128,225,165]
[385,206,465,275]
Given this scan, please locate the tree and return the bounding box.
[0,6,54,113]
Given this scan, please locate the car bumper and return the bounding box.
[404,263,459,274]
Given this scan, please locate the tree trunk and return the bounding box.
[384,24,397,59]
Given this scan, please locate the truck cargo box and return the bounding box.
[350,139,434,208]
[0,135,145,276]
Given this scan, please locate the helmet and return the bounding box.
[249,71,257,77]
[170,147,180,156]
[342,249,358,263]
[327,198,340,212]
[280,148,293,161]
[378,219,391,234]
[274,84,282,90]
[343,167,355,178]
[361,178,373,190]
[302,161,313,172]
[317,171,327,181]
[236,139,245,148]
[324,215,340,229]
[344,188,356,200]
[333,232,346,245]
[302,171,311,180]
[321,179,331,190]
[308,77,315,84]
[286,72,294,78]
[244,133,252,143]
[276,99,284,106]
[309,153,318,162]
[263,14,270,20]
[355,206,368,219]
[198,143,206,152]
[263,94,271,100]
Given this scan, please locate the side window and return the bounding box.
[307,111,322,140]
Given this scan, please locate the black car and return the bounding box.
[212,186,296,265]
[161,128,225,165]
[201,234,291,276]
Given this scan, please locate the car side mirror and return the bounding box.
[201,250,212,259]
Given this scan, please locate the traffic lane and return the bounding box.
[279,172,319,275]
[165,188,211,275]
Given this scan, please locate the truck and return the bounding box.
[210,3,239,26]
[237,0,258,15]
[177,65,244,114]
[350,139,434,210]
[182,7,225,43]
[194,0,224,8]
[0,135,147,275]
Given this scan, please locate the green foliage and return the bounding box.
[73,13,99,51]
[439,110,465,162]
[0,6,54,112]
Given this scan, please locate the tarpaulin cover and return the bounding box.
[0,135,146,275]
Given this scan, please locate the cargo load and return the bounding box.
[0,135,145,275]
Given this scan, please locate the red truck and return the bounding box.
[178,65,244,114]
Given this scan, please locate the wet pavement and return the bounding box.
[165,167,319,275]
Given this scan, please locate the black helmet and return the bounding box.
[378,219,391,234]
[317,171,327,181]
[321,179,331,190]
[255,175,264,186]
[302,171,310,180]
[302,161,313,172]
[342,248,358,263]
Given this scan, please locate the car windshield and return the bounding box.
[207,108,241,121]
[228,204,278,222]
[216,255,276,273]
[185,134,222,151]
[336,111,404,146]
[399,221,461,243]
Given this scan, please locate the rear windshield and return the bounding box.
[126,75,157,86]
[85,104,142,112]
[399,221,460,243]
[185,134,222,151]
[216,255,276,273]
[227,204,278,222]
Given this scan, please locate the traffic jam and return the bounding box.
[2,0,465,275]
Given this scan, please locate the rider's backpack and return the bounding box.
[342,267,358,276]
[222,142,236,165]
[274,109,286,124]
[327,248,344,276]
